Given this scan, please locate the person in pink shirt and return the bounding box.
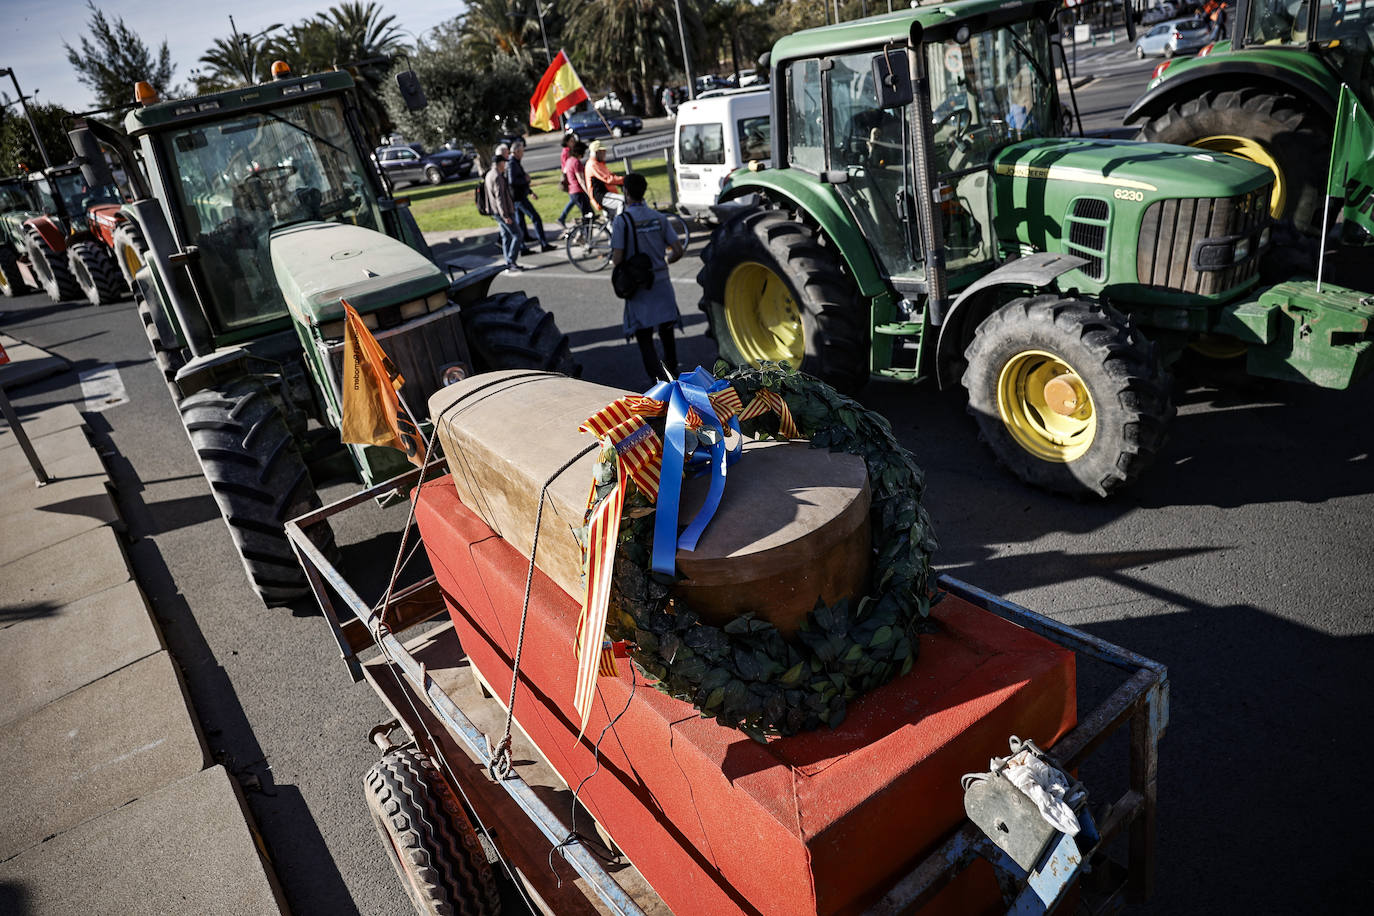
[558,135,584,229]
[560,140,592,227]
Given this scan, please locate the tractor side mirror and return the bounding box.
[872,49,913,110]
[68,123,116,191]
[396,70,427,112]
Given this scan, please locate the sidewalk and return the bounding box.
[0,333,287,914]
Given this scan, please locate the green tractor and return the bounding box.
[69,67,576,605]
[1126,0,1373,251]
[698,0,1374,497]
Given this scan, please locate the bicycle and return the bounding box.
[564,192,692,273]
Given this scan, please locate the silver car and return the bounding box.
[1134,17,1213,58]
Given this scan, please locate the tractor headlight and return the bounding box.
[1233,237,1251,262]
[1259,226,1272,248]
[400,298,428,320]
[426,290,448,312]
[320,319,345,340]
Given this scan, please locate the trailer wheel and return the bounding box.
[1137,88,1328,238]
[962,296,1174,497]
[462,290,578,376]
[68,239,125,306]
[697,209,868,393]
[24,229,79,303]
[364,748,502,916]
[111,221,148,293]
[0,245,30,297]
[178,377,335,606]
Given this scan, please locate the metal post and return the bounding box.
[665,148,677,207]
[0,388,51,486]
[531,1,552,66]
[674,0,696,100]
[0,68,54,170]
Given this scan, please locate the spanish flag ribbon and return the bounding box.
[572,444,625,736]
[339,301,425,466]
[738,388,801,440]
[529,50,590,132]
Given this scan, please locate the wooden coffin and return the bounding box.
[427,371,871,633]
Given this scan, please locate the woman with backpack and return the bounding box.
[611,172,684,384]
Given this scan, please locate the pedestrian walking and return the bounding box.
[562,140,593,226]
[611,172,684,384]
[584,140,624,212]
[509,139,556,252]
[485,154,523,275]
[557,134,580,229]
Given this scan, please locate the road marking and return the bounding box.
[78,362,129,412]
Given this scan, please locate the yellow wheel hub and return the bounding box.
[121,245,143,282]
[723,262,805,367]
[997,350,1096,463]
[1191,134,1286,219]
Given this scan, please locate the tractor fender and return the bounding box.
[22,216,67,255]
[935,251,1087,389]
[720,171,888,298]
[1123,57,1338,126]
[174,347,252,399]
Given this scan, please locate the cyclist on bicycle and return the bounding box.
[584,140,624,213]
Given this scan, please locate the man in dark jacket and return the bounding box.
[509,139,556,253]
[485,155,522,274]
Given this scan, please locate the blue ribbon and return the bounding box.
[645,367,741,576]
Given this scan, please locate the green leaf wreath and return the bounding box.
[595,363,939,741]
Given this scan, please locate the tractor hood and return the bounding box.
[269,221,446,326]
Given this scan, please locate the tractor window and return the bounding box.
[160,95,382,332]
[0,182,29,211]
[787,59,826,173]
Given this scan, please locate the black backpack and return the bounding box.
[475,175,491,216]
[611,210,655,299]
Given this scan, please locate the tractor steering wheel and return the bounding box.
[933,107,973,140]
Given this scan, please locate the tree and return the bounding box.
[706,0,777,82]
[381,45,528,161]
[64,1,176,111]
[564,0,708,117]
[192,21,283,92]
[0,102,75,174]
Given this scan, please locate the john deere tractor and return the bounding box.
[1126,0,1373,254]
[698,0,1374,497]
[69,66,576,605]
[0,163,127,305]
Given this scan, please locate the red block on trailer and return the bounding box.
[414,477,1076,915]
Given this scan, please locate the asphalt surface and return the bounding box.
[4,38,1372,915]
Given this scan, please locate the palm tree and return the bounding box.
[705,0,776,83]
[196,22,282,88]
[565,0,707,117]
[316,1,405,64]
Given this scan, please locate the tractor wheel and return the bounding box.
[1137,88,1329,239]
[111,221,148,293]
[696,209,868,393]
[461,290,578,375]
[178,377,336,606]
[0,245,29,297]
[961,296,1174,497]
[68,239,125,306]
[364,748,502,916]
[425,165,443,185]
[24,229,80,303]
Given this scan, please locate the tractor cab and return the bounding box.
[1236,0,1374,104]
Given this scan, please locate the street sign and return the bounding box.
[611,134,674,160]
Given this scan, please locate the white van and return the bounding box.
[673,88,771,222]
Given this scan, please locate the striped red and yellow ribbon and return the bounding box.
[738,388,800,439]
[573,460,626,736]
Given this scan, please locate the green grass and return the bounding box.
[405,158,678,234]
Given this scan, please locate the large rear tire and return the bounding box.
[961,296,1174,497]
[178,377,335,606]
[0,245,29,297]
[111,221,148,293]
[1137,88,1329,239]
[696,209,868,393]
[364,748,502,916]
[24,229,79,303]
[68,239,124,306]
[462,290,578,375]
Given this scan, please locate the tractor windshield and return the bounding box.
[0,180,30,212]
[925,18,1057,177]
[33,172,113,219]
[160,95,381,331]
[1244,0,1374,100]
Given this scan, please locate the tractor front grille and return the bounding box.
[1066,196,1110,280]
[1136,185,1270,296]
[321,304,470,422]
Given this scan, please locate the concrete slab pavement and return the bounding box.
[0,765,288,915]
[0,333,66,390]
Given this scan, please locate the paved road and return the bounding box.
[4,48,1371,915]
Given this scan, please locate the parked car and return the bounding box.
[564,110,643,141]
[1134,17,1212,58]
[373,145,473,187]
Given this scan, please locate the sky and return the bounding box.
[1,0,465,112]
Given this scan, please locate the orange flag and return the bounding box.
[339,301,424,466]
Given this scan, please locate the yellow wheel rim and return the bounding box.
[122,245,143,281]
[996,350,1096,463]
[1192,135,1286,219]
[723,262,805,366]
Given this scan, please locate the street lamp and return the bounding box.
[0,68,53,170]
[674,0,696,100]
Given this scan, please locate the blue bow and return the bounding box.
[644,367,742,576]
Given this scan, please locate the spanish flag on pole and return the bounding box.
[529,50,589,132]
[339,301,425,467]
